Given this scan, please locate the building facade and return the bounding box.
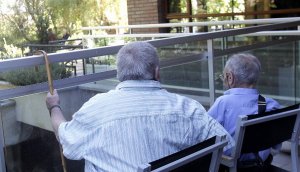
[126,0,300,33]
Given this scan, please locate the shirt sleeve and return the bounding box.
[207,97,225,125]
[203,113,235,152]
[266,98,282,111]
[58,111,89,160]
[189,104,235,153]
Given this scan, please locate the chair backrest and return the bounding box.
[233,104,300,157]
[138,135,228,172]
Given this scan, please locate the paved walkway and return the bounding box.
[271,141,299,171]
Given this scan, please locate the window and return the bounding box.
[165,0,300,22]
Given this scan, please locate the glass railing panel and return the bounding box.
[213,34,300,53]
[0,52,120,171]
[0,77,121,171]
[88,37,178,48]
[213,55,227,94]
[0,56,115,91]
[160,61,207,86]
[0,63,72,88]
[256,41,299,106]
[213,40,299,107]
[81,41,210,101]
[0,98,68,171]
[213,35,276,50]
[157,41,210,107]
[84,55,117,75]
[296,42,300,104]
[158,41,207,60]
[1,20,300,171]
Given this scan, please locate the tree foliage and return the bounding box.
[0,0,50,44]
[0,0,127,46]
[0,0,127,85]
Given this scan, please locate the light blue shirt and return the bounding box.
[208,88,281,161]
[58,80,234,172]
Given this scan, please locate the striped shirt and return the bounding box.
[58,80,234,172]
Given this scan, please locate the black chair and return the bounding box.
[138,135,228,172]
[221,104,300,172]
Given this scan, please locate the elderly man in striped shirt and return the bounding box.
[46,41,234,172]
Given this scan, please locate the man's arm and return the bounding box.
[46,89,66,139]
[207,98,225,125]
[205,113,235,152]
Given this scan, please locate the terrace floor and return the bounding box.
[271,141,299,171]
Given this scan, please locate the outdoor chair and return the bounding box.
[221,104,300,172]
[138,135,228,172]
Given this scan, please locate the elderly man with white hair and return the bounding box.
[208,53,281,170]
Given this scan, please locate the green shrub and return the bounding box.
[1,64,72,86]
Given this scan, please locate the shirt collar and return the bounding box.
[116,80,162,90]
[224,88,259,95]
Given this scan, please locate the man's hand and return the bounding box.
[46,89,60,110]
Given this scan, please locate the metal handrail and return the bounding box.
[1,20,299,72]
[82,31,300,39]
[81,17,300,31]
[0,18,300,172]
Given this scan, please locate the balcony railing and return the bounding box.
[0,18,299,171]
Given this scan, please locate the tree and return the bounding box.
[0,0,127,47]
[48,0,126,35]
[0,0,51,44]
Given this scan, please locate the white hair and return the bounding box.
[116,41,159,82]
[225,53,261,86]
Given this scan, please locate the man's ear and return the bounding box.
[227,72,234,86]
[154,66,160,81]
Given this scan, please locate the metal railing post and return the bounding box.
[207,39,215,106]
[293,41,297,104]
[298,27,300,103]
[92,58,95,74]
[0,101,16,172]
[83,59,86,75]
[0,109,6,172]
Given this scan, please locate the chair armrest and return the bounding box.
[137,163,151,172]
[221,154,235,167]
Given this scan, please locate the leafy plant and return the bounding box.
[1,63,72,86]
[0,38,30,59]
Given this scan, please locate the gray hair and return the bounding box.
[225,53,261,86]
[116,41,159,81]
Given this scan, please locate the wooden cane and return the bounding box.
[37,50,68,172]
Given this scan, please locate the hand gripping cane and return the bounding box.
[38,50,67,172]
